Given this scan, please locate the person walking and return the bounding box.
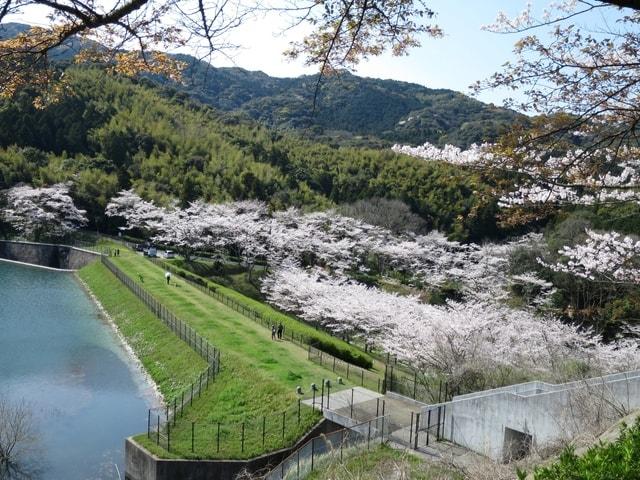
[277,323,284,340]
[271,325,276,340]
[165,271,171,285]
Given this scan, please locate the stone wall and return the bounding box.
[0,240,99,270]
[125,419,342,480]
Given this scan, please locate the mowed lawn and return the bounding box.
[82,245,360,458]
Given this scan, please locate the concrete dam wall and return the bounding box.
[0,240,100,270]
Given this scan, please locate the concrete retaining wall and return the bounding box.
[421,370,640,462]
[0,240,99,270]
[125,419,342,480]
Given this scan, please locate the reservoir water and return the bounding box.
[0,260,160,479]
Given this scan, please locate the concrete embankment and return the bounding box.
[125,419,341,480]
[0,239,99,270]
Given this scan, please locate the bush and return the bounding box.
[308,338,373,369]
[525,417,640,480]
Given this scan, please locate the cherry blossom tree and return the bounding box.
[1,183,87,241]
[105,190,165,230]
[262,263,640,385]
[540,230,640,284]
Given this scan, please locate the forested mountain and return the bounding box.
[162,55,527,148]
[0,68,501,241]
[1,22,527,148]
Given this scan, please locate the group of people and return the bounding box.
[271,323,284,340]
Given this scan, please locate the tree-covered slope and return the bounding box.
[172,55,527,148]
[1,22,526,148]
[0,68,500,241]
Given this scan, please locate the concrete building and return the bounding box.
[420,370,640,462]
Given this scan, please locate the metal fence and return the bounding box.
[147,396,327,458]
[385,365,455,405]
[101,256,221,369]
[264,416,388,480]
[307,346,383,393]
[148,258,312,343]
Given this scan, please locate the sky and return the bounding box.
[4,0,623,107]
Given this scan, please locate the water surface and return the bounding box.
[0,260,159,479]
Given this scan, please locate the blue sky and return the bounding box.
[5,1,623,107]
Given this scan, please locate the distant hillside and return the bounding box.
[172,55,527,148]
[1,22,527,148]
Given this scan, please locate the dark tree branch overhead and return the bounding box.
[598,0,640,10]
[0,0,440,105]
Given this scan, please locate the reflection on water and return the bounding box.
[0,261,159,479]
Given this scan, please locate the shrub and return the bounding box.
[524,417,640,480]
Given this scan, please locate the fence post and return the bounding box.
[340,429,344,461]
[414,413,420,450]
[333,357,336,372]
[320,380,324,412]
[442,404,447,440]
[297,448,300,479]
[241,422,245,453]
[346,363,350,380]
[311,438,314,471]
[426,410,431,446]
[199,373,202,398]
[174,398,177,426]
[409,412,414,447]
[282,411,286,440]
[157,415,160,445]
[181,391,184,417]
[147,409,150,438]
[191,422,195,452]
[376,398,379,417]
[167,421,171,452]
[383,364,388,393]
[367,420,371,449]
[262,416,266,447]
[191,383,194,406]
[217,422,220,453]
[414,371,418,399]
[298,399,301,424]
[436,406,441,441]
[350,388,354,418]
[361,369,364,386]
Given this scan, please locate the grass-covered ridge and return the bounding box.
[78,260,206,400]
[164,257,374,369]
[80,244,367,459]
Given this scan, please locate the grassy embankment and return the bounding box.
[162,256,410,383]
[80,244,373,459]
[165,256,376,369]
[303,444,462,480]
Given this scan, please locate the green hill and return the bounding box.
[169,55,527,148]
[0,68,500,241]
[1,22,526,148]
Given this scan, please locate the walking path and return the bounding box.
[304,386,482,469]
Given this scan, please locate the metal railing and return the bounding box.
[264,416,388,480]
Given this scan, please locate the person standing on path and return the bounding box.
[271,325,276,340]
[277,323,284,340]
[165,271,171,285]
